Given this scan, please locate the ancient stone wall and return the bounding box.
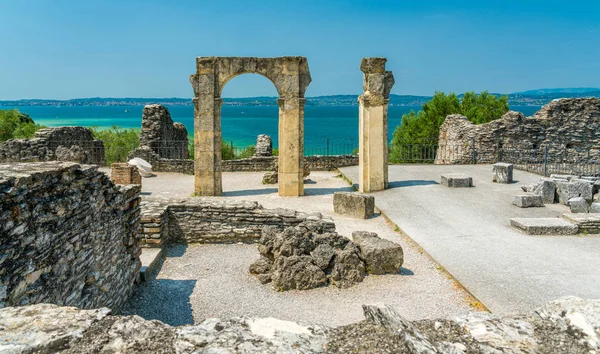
[139,104,188,160]
[435,98,600,164]
[0,127,105,164]
[138,198,335,247]
[0,162,141,312]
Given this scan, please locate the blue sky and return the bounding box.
[1,0,599,99]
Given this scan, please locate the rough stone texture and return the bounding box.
[0,162,141,311]
[262,171,278,184]
[190,57,311,197]
[440,173,473,187]
[562,213,600,234]
[510,217,579,235]
[591,202,600,213]
[0,127,105,164]
[512,194,544,208]
[531,178,557,204]
[250,222,397,290]
[358,57,395,193]
[352,231,403,275]
[436,98,600,165]
[138,198,335,247]
[556,179,594,205]
[3,296,600,353]
[569,197,589,213]
[110,163,142,186]
[492,162,513,183]
[333,192,375,219]
[254,134,273,157]
[139,104,188,160]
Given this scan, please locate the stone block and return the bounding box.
[510,218,578,235]
[333,192,375,219]
[262,171,278,185]
[590,202,600,213]
[531,178,556,204]
[555,180,593,205]
[550,174,579,181]
[492,163,513,183]
[440,173,473,188]
[352,231,403,274]
[568,197,589,213]
[512,194,544,208]
[110,163,142,186]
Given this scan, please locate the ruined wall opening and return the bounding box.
[220,73,279,159]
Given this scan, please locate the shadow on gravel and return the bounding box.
[304,187,354,196]
[123,279,197,326]
[164,244,188,258]
[399,268,415,276]
[388,180,439,188]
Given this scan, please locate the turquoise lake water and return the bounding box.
[1,105,541,154]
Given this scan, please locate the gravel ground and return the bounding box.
[121,170,479,327]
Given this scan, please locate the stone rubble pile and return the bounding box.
[249,221,403,290]
[521,174,600,212]
[254,134,273,157]
[2,296,599,353]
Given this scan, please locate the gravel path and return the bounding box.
[121,170,478,326]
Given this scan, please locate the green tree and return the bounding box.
[389,91,508,162]
[0,109,45,142]
[90,126,140,164]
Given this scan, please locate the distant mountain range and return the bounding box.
[2,88,599,108]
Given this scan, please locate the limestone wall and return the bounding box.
[139,104,188,160]
[139,198,335,246]
[0,127,105,164]
[0,162,141,311]
[435,98,600,164]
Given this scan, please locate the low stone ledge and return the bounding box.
[510,217,578,235]
[333,192,375,219]
[440,173,473,188]
[512,194,544,208]
[562,213,600,234]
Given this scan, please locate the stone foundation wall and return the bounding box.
[0,127,105,164]
[139,198,335,246]
[140,104,188,160]
[435,98,600,164]
[110,163,142,185]
[0,162,141,312]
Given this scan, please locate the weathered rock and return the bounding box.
[436,98,600,165]
[569,197,589,213]
[262,171,278,184]
[139,104,188,160]
[3,297,600,353]
[512,194,544,208]
[310,244,336,271]
[590,202,600,213]
[532,178,557,204]
[249,257,274,284]
[511,218,579,235]
[556,180,594,205]
[333,192,375,219]
[0,126,104,164]
[492,162,513,183]
[255,134,273,157]
[271,255,327,291]
[441,173,473,188]
[352,231,404,275]
[329,245,366,288]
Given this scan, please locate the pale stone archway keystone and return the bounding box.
[358,58,395,193]
[190,57,311,196]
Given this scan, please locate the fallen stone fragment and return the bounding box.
[569,197,589,213]
[441,173,473,188]
[352,231,403,275]
[512,194,544,208]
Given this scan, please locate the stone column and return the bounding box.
[358,58,395,193]
[191,58,222,196]
[277,97,305,196]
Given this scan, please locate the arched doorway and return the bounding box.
[190,57,311,197]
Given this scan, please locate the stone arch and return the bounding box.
[190,56,311,196]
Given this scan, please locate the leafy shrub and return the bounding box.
[0,109,45,142]
[90,126,140,164]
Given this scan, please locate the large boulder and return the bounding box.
[352,231,404,275]
[556,180,594,205]
[271,255,328,291]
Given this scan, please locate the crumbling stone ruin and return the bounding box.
[249,221,403,290]
[254,134,272,157]
[436,98,600,164]
[190,56,311,197]
[2,296,599,353]
[0,162,141,311]
[138,199,335,247]
[136,104,188,159]
[0,126,104,164]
